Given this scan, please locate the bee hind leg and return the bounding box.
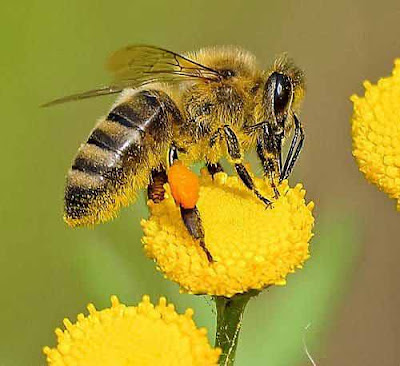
[180,207,213,262]
[147,166,168,203]
[168,145,214,263]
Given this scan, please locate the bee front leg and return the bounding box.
[223,126,272,206]
[280,114,304,182]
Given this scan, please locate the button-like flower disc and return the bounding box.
[351,59,400,209]
[142,172,314,297]
[43,296,220,366]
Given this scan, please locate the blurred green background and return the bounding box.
[2,1,400,365]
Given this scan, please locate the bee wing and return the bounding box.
[43,45,222,107]
[106,45,222,82]
[41,85,124,107]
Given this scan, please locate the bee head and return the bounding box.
[256,55,305,133]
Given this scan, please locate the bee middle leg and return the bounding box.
[206,162,224,177]
[168,145,213,262]
[223,126,272,206]
[256,139,280,199]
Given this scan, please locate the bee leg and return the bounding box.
[168,144,188,166]
[235,163,272,206]
[168,145,213,262]
[181,207,213,262]
[168,144,179,166]
[280,114,304,182]
[209,129,223,148]
[206,162,224,177]
[208,130,224,178]
[223,126,272,206]
[256,139,280,199]
[147,167,168,203]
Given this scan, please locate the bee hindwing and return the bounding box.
[64,89,180,226]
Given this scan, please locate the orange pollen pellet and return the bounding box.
[167,161,200,209]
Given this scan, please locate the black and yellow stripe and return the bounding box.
[64,89,181,227]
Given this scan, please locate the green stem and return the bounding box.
[214,290,258,366]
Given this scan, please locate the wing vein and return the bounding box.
[43,45,222,107]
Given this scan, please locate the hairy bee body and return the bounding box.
[57,45,305,227]
[65,89,180,226]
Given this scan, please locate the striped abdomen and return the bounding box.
[64,89,181,226]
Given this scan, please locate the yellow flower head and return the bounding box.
[43,295,220,366]
[351,59,400,209]
[142,171,314,297]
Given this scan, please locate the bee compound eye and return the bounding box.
[272,73,292,117]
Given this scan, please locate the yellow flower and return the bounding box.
[43,295,220,366]
[142,171,314,297]
[351,59,400,209]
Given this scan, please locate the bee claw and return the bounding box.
[199,239,214,263]
[256,193,274,209]
[256,192,272,206]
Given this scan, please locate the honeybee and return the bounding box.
[45,45,305,261]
